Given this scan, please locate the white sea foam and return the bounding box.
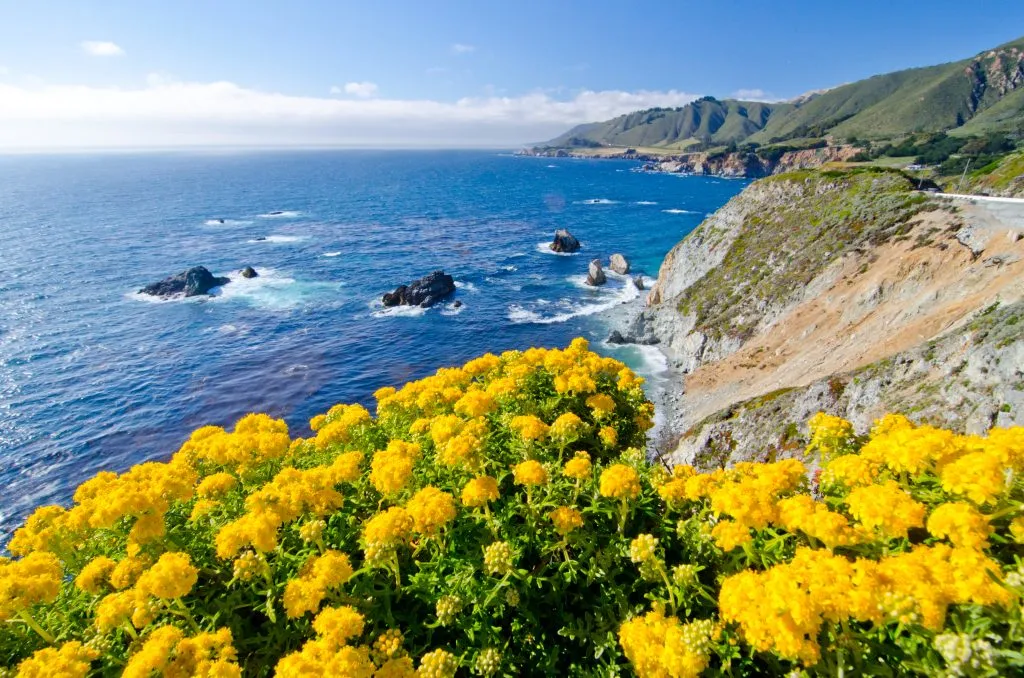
[258,210,302,218]
[440,302,465,316]
[535,241,580,256]
[248,235,306,244]
[204,219,253,226]
[500,265,518,272]
[634,201,658,206]
[508,252,527,258]
[508,278,640,325]
[546,164,558,168]
[662,208,698,214]
[454,281,479,293]
[322,251,342,257]
[371,304,428,318]
[574,198,618,205]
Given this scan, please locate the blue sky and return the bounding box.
[0,0,1022,148]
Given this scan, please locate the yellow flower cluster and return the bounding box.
[370,440,420,495]
[549,412,586,443]
[314,404,372,450]
[509,415,548,442]
[135,552,199,600]
[0,551,62,620]
[806,411,855,459]
[619,609,713,678]
[283,550,355,618]
[405,486,457,535]
[123,626,241,678]
[599,464,641,500]
[563,451,592,480]
[461,476,499,507]
[549,507,584,535]
[179,413,290,473]
[513,460,547,487]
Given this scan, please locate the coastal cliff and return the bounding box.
[618,168,1024,466]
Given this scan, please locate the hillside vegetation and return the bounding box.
[538,36,1024,151]
[3,340,1024,677]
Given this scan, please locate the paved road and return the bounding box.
[936,192,1024,205]
[924,192,1024,231]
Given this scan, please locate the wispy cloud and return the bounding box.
[730,88,782,102]
[0,79,700,149]
[451,43,475,55]
[342,81,379,98]
[81,41,125,57]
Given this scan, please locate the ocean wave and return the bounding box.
[440,302,465,316]
[371,304,428,318]
[662,208,698,215]
[500,265,518,272]
[634,201,658,206]
[204,219,253,226]
[248,235,306,244]
[258,210,303,218]
[535,241,580,256]
[454,281,479,293]
[507,278,640,325]
[574,198,618,205]
[322,251,342,257]
[546,164,558,168]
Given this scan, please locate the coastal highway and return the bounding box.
[924,192,1024,230]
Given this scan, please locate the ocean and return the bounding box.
[0,150,745,537]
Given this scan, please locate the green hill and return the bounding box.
[545,98,792,149]
[539,35,1024,149]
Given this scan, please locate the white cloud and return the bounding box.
[0,79,700,149]
[81,41,125,57]
[730,88,782,102]
[329,85,342,95]
[343,81,379,98]
[451,43,475,54]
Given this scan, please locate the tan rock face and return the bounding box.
[609,253,630,275]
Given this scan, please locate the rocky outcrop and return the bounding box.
[632,276,645,290]
[551,229,581,253]
[609,253,630,274]
[139,266,230,298]
[241,266,258,279]
[382,271,456,308]
[586,259,606,286]
[623,168,1024,464]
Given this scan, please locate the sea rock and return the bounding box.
[550,229,581,253]
[139,266,230,298]
[254,236,267,242]
[382,270,456,308]
[586,259,606,286]
[633,276,646,290]
[241,266,258,279]
[609,253,630,274]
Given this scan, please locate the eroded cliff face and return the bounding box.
[626,169,1024,468]
[653,145,860,178]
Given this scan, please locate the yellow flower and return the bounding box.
[417,649,459,678]
[846,481,926,539]
[123,626,184,678]
[370,442,419,495]
[7,505,69,557]
[189,499,218,522]
[196,472,238,499]
[926,503,992,549]
[313,605,366,648]
[429,415,463,447]
[74,556,117,595]
[805,412,855,459]
[461,476,500,507]
[822,453,879,488]
[330,450,365,483]
[0,552,62,620]
[599,464,640,500]
[629,534,659,563]
[585,393,616,418]
[377,657,417,678]
[1011,516,1024,543]
[15,641,98,678]
[553,367,597,395]
[619,609,712,678]
[711,521,753,551]
[549,412,586,442]
[509,415,548,442]
[940,451,1008,505]
[136,552,199,600]
[283,551,354,618]
[405,487,457,535]
[373,629,405,660]
[463,353,500,377]
[314,404,371,450]
[483,541,514,576]
[363,507,415,548]
[776,495,862,549]
[513,460,548,487]
[549,507,584,535]
[454,389,496,418]
[599,425,618,448]
[563,451,592,480]
[309,414,327,432]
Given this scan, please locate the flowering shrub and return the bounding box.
[1,340,1023,676]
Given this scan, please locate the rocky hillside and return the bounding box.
[955,150,1024,197]
[615,168,1024,467]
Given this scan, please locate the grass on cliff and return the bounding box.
[677,168,938,342]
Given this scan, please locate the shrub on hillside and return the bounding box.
[1,341,1023,676]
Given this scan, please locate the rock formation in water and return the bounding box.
[550,229,581,253]
[609,253,630,274]
[139,266,230,298]
[382,270,456,308]
[586,259,606,286]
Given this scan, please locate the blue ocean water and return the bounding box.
[0,150,745,536]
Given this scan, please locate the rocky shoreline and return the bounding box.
[517,144,861,179]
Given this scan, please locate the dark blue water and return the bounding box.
[0,150,745,535]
